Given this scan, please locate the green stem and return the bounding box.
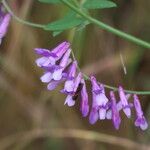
[60,0,150,49]
[65,0,150,95]
[82,73,150,95]
[2,0,45,28]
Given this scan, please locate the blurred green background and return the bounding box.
[0,0,150,149]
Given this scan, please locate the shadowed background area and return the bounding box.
[0,0,150,149]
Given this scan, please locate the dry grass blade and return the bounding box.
[0,128,149,150]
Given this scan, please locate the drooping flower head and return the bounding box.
[34,41,148,131]
[133,94,148,130]
[89,76,109,124]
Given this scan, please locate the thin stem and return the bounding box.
[81,73,150,95]
[60,0,150,49]
[70,46,150,95]
[69,30,150,95]
[61,0,150,95]
[2,0,45,28]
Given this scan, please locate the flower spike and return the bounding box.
[34,41,148,131]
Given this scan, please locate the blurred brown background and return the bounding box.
[0,0,150,149]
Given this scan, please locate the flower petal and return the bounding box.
[47,80,60,90]
[40,72,52,83]
[80,79,89,117]
[34,48,51,56]
[35,57,48,67]
[52,69,63,81]
[64,95,75,107]
[0,13,11,39]
[99,108,106,120]
[64,80,74,92]
[89,108,99,124]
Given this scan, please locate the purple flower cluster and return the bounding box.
[0,4,11,44]
[35,41,148,130]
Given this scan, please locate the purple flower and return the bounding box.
[89,107,99,124]
[34,41,149,131]
[35,41,70,67]
[110,91,121,130]
[52,48,71,81]
[0,13,11,44]
[133,94,148,130]
[62,61,77,93]
[89,76,109,124]
[64,95,76,107]
[119,86,131,118]
[40,72,53,83]
[106,94,132,119]
[64,72,82,107]
[80,79,89,117]
[40,48,71,83]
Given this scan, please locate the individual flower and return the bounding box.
[40,48,71,83]
[62,60,77,93]
[35,41,70,67]
[109,91,121,130]
[52,48,71,81]
[119,86,131,118]
[80,79,89,117]
[133,94,148,130]
[64,72,83,107]
[106,94,132,119]
[47,73,66,91]
[89,76,109,124]
[0,5,11,44]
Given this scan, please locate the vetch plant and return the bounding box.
[1,0,150,130]
[34,41,148,130]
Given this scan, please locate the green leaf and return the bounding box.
[83,0,117,9]
[44,11,85,31]
[76,20,90,31]
[52,30,63,36]
[38,0,61,4]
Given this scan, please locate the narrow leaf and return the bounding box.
[83,0,117,9]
